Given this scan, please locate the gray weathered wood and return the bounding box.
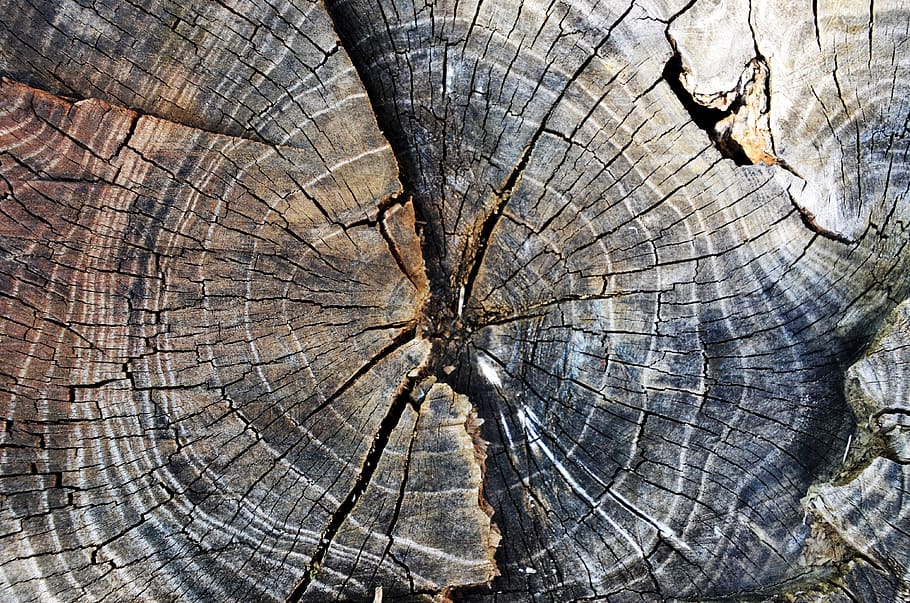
[795,299,910,602]
[1,0,909,601]
[805,301,910,601]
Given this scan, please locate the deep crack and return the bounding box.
[662,50,759,166]
[286,354,424,602]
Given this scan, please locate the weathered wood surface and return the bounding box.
[799,300,910,602]
[1,0,909,601]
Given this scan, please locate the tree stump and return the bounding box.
[1,0,909,601]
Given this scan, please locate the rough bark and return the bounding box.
[1,0,909,602]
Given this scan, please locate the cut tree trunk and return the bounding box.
[1,0,909,601]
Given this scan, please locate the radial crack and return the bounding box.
[286,362,424,602]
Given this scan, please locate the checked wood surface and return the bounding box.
[1,0,909,601]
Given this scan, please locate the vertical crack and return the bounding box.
[456,1,637,319]
[376,420,420,593]
[812,0,822,49]
[321,0,451,302]
[456,139,532,316]
[285,330,423,602]
[377,196,423,291]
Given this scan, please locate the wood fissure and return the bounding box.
[288,361,421,603]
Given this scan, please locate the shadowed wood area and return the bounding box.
[1,0,909,602]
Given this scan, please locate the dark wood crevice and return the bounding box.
[288,345,424,602]
[661,50,755,167]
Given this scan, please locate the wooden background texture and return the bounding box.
[1,0,909,601]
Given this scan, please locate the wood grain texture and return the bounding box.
[0,78,432,600]
[1,0,909,601]
[798,299,910,602]
[0,0,388,153]
[311,381,498,600]
[846,297,910,462]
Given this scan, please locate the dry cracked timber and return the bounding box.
[0,0,909,601]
